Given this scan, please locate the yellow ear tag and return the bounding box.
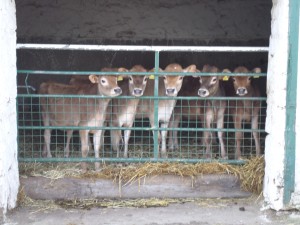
[149,74,155,80]
[253,75,260,78]
[222,76,229,81]
[117,76,123,81]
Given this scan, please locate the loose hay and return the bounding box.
[240,156,265,194]
[19,156,265,208]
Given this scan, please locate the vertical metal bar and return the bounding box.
[153,51,160,158]
[284,0,299,205]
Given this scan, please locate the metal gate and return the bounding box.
[16,44,268,165]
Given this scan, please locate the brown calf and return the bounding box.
[197,65,227,159]
[110,65,149,158]
[224,66,261,159]
[135,63,197,158]
[168,65,227,159]
[39,74,122,170]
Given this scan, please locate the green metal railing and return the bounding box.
[17,45,268,165]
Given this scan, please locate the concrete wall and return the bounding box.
[16,0,271,45]
[0,0,19,218]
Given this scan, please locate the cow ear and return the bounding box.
[148,68,163,79]
[149,68,163,72]
[183,64,197,73]
[118,67,128,72]
[192,69,201,78]
[222,69,231,73]
[252,67,261,78]
[252,67,261,73]
[221,69,231,81]
[89,74,99,83]
[117,67,129,80]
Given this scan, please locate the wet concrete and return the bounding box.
[3,198,300,225]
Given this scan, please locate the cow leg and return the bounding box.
[111,128,122,158]
[79,130,89,172]
[160,121,169,158]
[252,114,261,156]
[204,109,214,158]
[234,115,243,160]
[64,130,73,158]
[43,128,52,158]
[41,111,52,158]
[93,130,103,171]
[168,114,180,150]
[149,116,161,157]
[123,129,132,158]
[217,108,226,159]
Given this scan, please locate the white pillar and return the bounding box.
[263,0,289,210]
[0,0,19,217]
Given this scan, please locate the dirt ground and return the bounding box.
[3,198,300,225]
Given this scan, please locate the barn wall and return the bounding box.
[0,0,19,217]
[16,0,271,45]
[16,0,271,90]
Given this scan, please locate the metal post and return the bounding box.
[283,0,299,205]
[153,51,160,159]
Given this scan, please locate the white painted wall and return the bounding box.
[264,0,300,210]
[0,0,19,218]
[264,0,289,210]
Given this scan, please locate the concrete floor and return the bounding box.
[3,198,300,225]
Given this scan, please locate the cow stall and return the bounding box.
[16,0,270,165]
[0,0,296,212]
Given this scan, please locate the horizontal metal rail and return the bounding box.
[17,70,267,77]
[17,44,269,52]
[18,125,265,133]
[18,157,246,165]
[18,94,267,101]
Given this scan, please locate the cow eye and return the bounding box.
[144,77,149,82]
[179,76,183,80]
[101,78,107,84]
[129,76,133,81]
[232,78,236,82]
[248,77,251,81]
[212,77,217,83]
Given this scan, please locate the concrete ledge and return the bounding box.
[20,174,251,200]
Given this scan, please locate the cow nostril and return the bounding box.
[114,87,122,94]
[237,88,247,96]
[198,89,208,97]
[166,88,176,95]
[134,89,143,95]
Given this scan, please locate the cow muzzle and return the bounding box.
[236,87,247,96]
[133,88,143,97]
[198,88,209,97]
[166,88,176,96]
[113,87,122,95]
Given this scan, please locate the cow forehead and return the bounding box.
[164,63,183,72]
[131,75,147,83]
[164,76,183,85]
[233,66,249,73]
[101,75,118,82]
[201,76,216,81]
[233,76,251,86]
[234,76,249,81]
